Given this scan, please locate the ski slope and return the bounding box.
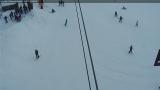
[0,3,160,90]
[81,3,160,90]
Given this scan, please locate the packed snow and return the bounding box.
[0,3,160,90]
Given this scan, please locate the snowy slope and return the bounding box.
[0,3,160,90]
[81,3,160,90]
[0,3,89,90]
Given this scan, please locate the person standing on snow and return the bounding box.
[114,11,118,17]
[51,9,55,13]
[19,6,23,14]
[4,16,8,23]
[119,16,123,23]
[135,20,139,27]
[9,11,14,20]
[128,45,133,54]
[64,18,67,27]
[59,0,64,7]
[35,49,40,59]
[23,4,28,14]
[61,0,64,7]
[27,1,33,12]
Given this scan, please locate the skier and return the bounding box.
[59,0,64,7]
[27,1,31,11]
[128,45,133,54]
[114,11,118,17]
[58,0,62,6]
[135,20,139,27]
[27,1,33,12]
[51,9,55,13]
[15,8,19,15]
[119,16,123,23]
[35,49,40,59]
[122,6,127,10]
[158,86,160,90]
[64,18,67,27]
[17,13,21,22]
[61,0,64,7]
[15,13,21,22]
[14,12,17,20]
[23,4,28,14]
[9,11,14,20]
[19,6,23,14]
[4,16,8,23]
[58,0,61,6]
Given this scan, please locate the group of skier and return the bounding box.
[114,11,123,23]
[114,10,139,27]
[58,0,64,7]
[4,2,33,23]
[34,1,68,60]
[114,7,135,54]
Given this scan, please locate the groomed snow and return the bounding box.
[0,3,160,90]
[81,3,160,90]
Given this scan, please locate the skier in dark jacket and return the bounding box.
[35,49,40,59]
[23,4,28,14]
[61,0,64,7]
[58,0,61,6]
[27,1,33,12]
[135,20,139,27]
[119,16,123,23]
[9,11,14,20]
[19,6,23,14]
[15,8,19,15]
[59,0,64,7]
[64,18,67,27]
[114,11,118,17]
[128,45,133,54]
[4,16,8,23]
[52,9,55,13]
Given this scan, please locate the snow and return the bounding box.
[0,3,160,90]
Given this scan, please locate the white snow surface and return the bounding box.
[0,3,160,90]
